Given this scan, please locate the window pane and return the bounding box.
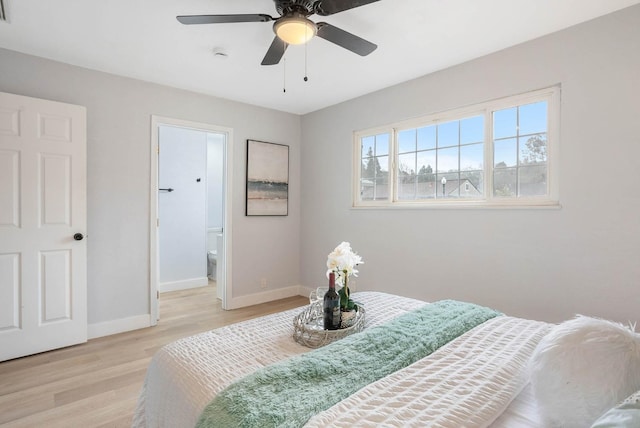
[397,152,415,200]
[417,125,436,151]
[375,133,389,156]
[436,146,459,173]
[448,177,460,198]
[377,155,389,174]
[373,155,389,200]
[417,177,436,199]
[460,143,483,171]
[437,121,459,148]
[397,152,416,200]
[416,152,436,199]
[362,136,374,158]
[460,170,483,197]
[398,152,416,177]
[460,116,484,144]
[360,177,374,200]
[359,133,391,202]
[519,101,547,135]
[362,156,380,180]
[398,129,416,154]
[493,167,516,197]
[361,157,373,179]
[398,177,416,200]
[436,174,453,198]
[519,164,547,197]
[417,151,436,177]
[494,107,517,139]
[519,134,547,164]
[494,138,517,168]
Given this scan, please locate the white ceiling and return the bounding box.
[0,0,638,114]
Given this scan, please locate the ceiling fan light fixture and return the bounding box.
[274,15,316,45]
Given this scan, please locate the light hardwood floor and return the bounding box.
[0,285,308,427]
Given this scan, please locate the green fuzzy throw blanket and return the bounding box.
[196,300,501,428]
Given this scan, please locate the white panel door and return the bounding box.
[0,92,87,362]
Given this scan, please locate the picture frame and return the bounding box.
[246,139,289,216]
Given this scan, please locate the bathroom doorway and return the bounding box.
[149,116,233,323]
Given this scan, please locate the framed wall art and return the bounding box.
[246,139,289,216]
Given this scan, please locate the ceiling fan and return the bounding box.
[177,0,380,66]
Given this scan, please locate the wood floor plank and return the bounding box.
[0,285,308,427]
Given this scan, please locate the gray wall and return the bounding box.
[0,48,301,326]
[300,5,640,324]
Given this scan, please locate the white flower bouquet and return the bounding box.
[326,242,363,310]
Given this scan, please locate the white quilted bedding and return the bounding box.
[133,292,550,428]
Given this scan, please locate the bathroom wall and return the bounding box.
[207,133,225,232]
[158,125,208,292]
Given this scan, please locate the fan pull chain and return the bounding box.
[304,36,309,82]
[283,58,286,93]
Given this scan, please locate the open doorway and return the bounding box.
[149,116,233,324]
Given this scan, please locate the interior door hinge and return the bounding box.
[156,218,159,227]
[157,290,160,299]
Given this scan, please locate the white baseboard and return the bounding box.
[88,314,151,340]
[88,285,309,339]
[297,285,314,299]
[226,285,309,310]
[159,277,209,293]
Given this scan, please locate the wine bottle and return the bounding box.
[323,272,341,330]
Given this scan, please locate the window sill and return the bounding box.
[352,199,561,210]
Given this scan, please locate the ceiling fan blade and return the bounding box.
[261,37,288,66]
[176,14,274,25]
[315,0,380,16]
[316,22,377,56]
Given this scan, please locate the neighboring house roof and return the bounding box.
[442,178,481,196]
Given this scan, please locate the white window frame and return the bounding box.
[352,86,561,209]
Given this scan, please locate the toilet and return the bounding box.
[207,228,222,281]
[207,250,217,280]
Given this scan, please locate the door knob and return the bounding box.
[73,233,84,241]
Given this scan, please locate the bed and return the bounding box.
[133,292,552,427]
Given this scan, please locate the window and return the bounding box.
[360,133,390,201]
[354,87,559,208]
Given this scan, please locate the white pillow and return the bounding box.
[529,315,640,428]
[591,389,640,427]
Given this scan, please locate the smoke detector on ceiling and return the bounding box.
[212,48,229,59]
